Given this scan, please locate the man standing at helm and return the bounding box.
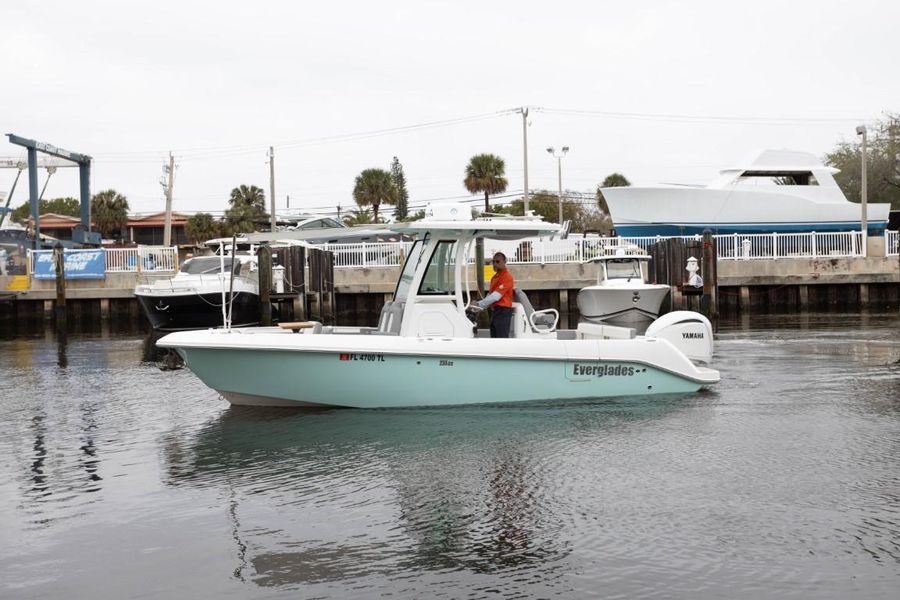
[470,251,515,338]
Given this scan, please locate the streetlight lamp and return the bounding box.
[856,125,868,257]
[546,146,569,224]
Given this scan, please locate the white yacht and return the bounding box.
[577,249,670,327]
[156,204,719,409]
[602,149,891,236]
[135,252,260,331]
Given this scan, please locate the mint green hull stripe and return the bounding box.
[180,348,701,408]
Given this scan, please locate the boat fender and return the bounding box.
[645,311,713,364]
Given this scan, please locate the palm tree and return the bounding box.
[342,208,378,226]
[229,184,266,211]
[224,184,268,234]
[464,154,508,212]
[185,212,221,245]
[352,169,397,222]
[90,189,129,240]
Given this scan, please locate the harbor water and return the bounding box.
[1,313,899,599]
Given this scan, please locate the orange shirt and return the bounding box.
[489,269,515,308]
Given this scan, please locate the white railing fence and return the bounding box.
[105,246,178,272]
[714,231,863,260]
[887,230,899,256]
[317,241,414,268]
[310,231,893,268]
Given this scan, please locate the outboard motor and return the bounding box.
[644,311,714,364]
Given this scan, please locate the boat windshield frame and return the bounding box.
[180,256,241,275]
[393,238,426,301]
[603,258,644,282]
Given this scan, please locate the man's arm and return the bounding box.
[476,291,502,309]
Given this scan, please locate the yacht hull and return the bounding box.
[603,187,891,236]
[136,291,261,331]
[158,332,718,408]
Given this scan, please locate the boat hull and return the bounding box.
[136,291,261,331]
[169,342,710,409]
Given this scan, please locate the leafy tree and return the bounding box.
[11,197,81,222]
[825,115,900,210]
[596,172,631,216]
[352,168,397,223]
[407,209,426,221]
[464,153,508,212]
[390,157,410,221]
[185,212,221,244]
[223,184,268,235]
[91,189,129,239]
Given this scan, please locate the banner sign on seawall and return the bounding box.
[32,249,106,279]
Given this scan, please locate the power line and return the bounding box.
[91,108,518,163]
[537,106,870,125]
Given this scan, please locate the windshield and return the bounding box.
[180,256,240,275]
[393,240,425,300]
[418,240,458,295]
[605,259,642,280]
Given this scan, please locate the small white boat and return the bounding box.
[577,249,671,327]
[602,149,891,236]
[157,204,719,408]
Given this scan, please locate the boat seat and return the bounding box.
[375,300,404,335]
[278,321,323,334]
[513,288,559,332]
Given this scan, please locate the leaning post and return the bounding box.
[53,243,66,331]
[258,243,273,326]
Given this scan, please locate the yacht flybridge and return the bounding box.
[157,204,719,408]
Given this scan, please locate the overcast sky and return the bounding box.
[2,0,897,218]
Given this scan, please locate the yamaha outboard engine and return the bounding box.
[644,311,714,364]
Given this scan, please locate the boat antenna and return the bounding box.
[219,241,228,329]
[226,233,237,329]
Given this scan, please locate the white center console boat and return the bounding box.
[157,204,719,408]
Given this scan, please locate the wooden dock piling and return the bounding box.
[53,244,66,331]
[258,243,273,326]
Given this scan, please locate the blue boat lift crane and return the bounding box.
[4,133,101,247]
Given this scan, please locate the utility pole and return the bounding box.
[519,107,530,213]
[856,125,868,257]
[268,146,277,232]
[162,152,175,247]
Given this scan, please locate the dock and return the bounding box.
[1,231,898,331]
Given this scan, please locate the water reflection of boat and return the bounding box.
[162,399,689,587]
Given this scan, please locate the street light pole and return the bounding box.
[546,146,569,224]
[856,125,868,257]
[519,107,530,213]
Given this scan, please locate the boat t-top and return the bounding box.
[157,203,719,408]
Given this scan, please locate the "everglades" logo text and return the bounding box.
[572,364,636,377]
